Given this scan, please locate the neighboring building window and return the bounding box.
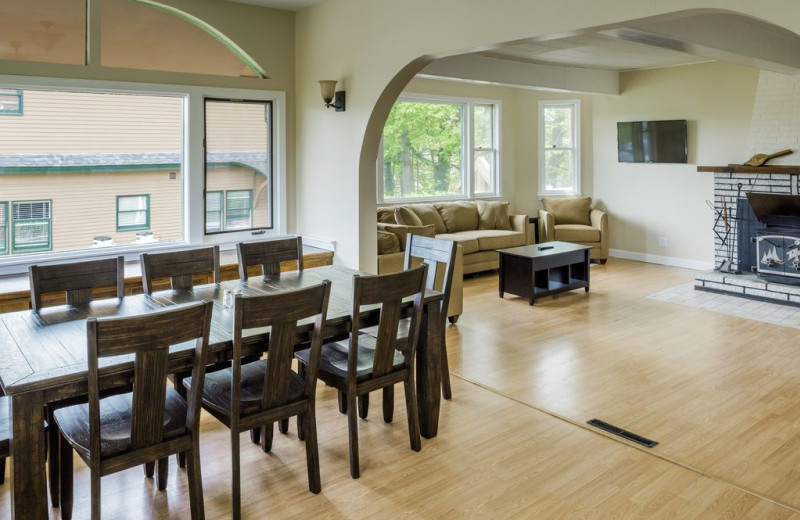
[225,190,253,230]
[0,202,7,254]
[380,95,500,202]
[538,100,580,197]
[12,200,52,253]
[0,90,22,115]
[116,194,150,231]
[205,191,223,233]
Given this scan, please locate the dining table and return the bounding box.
[0,265,444,520]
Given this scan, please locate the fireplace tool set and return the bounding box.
[708,182,743,274]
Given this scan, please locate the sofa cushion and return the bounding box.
[377,207,397,224]
[377,230,401,254]
[394,206,423,227]
[406,204,447,234]
[542,197,592,225]
[474,230,527,251]
[476,200,512,230]
[435,201,479,233]
[434,232,480,255]
[377,223,436,250]
[554,224,600,242]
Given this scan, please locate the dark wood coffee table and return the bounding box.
[498,241,592,305]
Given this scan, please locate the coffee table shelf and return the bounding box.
[498,242,592,305]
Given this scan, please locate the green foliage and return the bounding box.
[543,106,574,190]
[382,101,463,199]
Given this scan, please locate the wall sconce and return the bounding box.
[319,80,345,112]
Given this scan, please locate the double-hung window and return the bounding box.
[538,100,581,197]
[379,95,500,202]
[0,202,7,254]
[12,200,51,253]
[204,190,254,232]
[116,195,150,231]
[205,191,223,233]
[0,90,22,115]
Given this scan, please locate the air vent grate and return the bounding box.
[587,418,659,448]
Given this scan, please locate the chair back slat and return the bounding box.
[87,300,213,459]
[371,300,403,377]
[404,234,457,317]
[29,256,125,311]
[236,236,303,280]
[140,246,220,294]
[261,322,297,410]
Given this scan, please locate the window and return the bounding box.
[539,100,580,197]
[0,202,7,254]
[12,200,51,253]
[116,195,150,231]
[205,191,223,233]
[0,90,22,115]
[225,190,253,230]
[380,95,500,202]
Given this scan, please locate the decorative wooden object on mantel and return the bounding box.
[743,149,792,167]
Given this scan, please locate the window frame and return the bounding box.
[377,93,502,204]
[0,74,287,276]
[538,99,581,198]
[205,190,224,233]
[223,189,254,231]
[116,194,150,232]
[11,200,52,253]
[0,201,8,254]
[0,89,23,115]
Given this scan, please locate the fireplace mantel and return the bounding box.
[698,165,800,174]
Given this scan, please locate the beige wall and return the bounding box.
[592,62,759,266]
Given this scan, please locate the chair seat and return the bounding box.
[554,224,601,242]
[185,360,306,417]
[295,333,405,380]
[53,388,187,461]
[0,396,9,455]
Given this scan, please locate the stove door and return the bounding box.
[757,235,788,277]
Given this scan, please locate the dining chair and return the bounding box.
[183,281,331,519]
[28,256,125,507]
[236,236,304,280]
[53,300,213,520]
[295,265,427,479]
[140,245,220,294]
[0,395,8,485]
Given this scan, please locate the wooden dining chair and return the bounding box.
[236,236,304,280]
[183,281,331,519]
[53,300,213,520]
[140,246,220,294]
[28,256,125,507]
[295,265,427,479]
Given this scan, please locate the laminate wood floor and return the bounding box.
[2,259,799,518]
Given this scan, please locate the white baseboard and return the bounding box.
[301,235,336,252]
[609,249,714,271]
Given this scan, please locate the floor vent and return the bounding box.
[587,418,659,448]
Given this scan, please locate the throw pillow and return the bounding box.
[407,204,447,234]
[377,223,436,250]
[377,230,401,254]
[476,200,512,230]
[377,207,397,224]
[394,206,423,227]
[435,201,479,233]
[542,196,592,225]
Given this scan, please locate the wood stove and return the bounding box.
[747,192,800,284]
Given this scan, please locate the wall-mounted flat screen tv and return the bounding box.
[617,120,688,163]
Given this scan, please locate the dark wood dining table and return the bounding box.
[0,265,443,520]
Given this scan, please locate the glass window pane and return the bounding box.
[0,202,7,253]
[382,101,464,200]
[205,100,271,234]
[544,106,573,148]
[0,89,184,257]
[474,150,495,194]
[473,104,493,149]
[544,149,574,191]
[102,0,258,78]
[0,0,87,65]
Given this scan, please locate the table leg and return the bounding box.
[10,391,48,520]
[416,301,442,439]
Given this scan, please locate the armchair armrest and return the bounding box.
[538,209,555,242]
[509,214,530,243]
[590,209,609,259]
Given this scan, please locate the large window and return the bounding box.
[12,200,51,253]
[539,100,580,197]
[380,95,500,202]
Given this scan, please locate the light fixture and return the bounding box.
[319,80,345,112]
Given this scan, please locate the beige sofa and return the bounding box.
[377,200,529,323]
[538,196,608,263]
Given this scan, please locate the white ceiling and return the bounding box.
[224,0,327,11]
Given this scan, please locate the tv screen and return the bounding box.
[617,120,687,163]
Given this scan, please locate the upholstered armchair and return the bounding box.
[538,197,608,263]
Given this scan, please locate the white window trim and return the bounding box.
[377,92,502,204]
[0,74,287,276]
[538,99,581,198]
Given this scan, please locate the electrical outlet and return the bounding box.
[658,236,668,248]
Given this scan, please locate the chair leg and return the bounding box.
[304,409,321,493]
[59,433,74,520]
[186,440,205,520]
[90,471,101,520]
[279,418,289,434]
[347,390,360,479]
[48,408,60,507]
[250,428,261,445]
[231,431,241,520]
[173,375,188,469]
[441,336,452,400]
[156,457,169,491]
[382,386,394,423]
[260,423,274,453]
[403,378,421,453]
[176,451,186,469]
[297,412,306,441]
[358,393,369,420]
[145,461,155,478]
[0,457,5,485]
[337,391,347,414]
